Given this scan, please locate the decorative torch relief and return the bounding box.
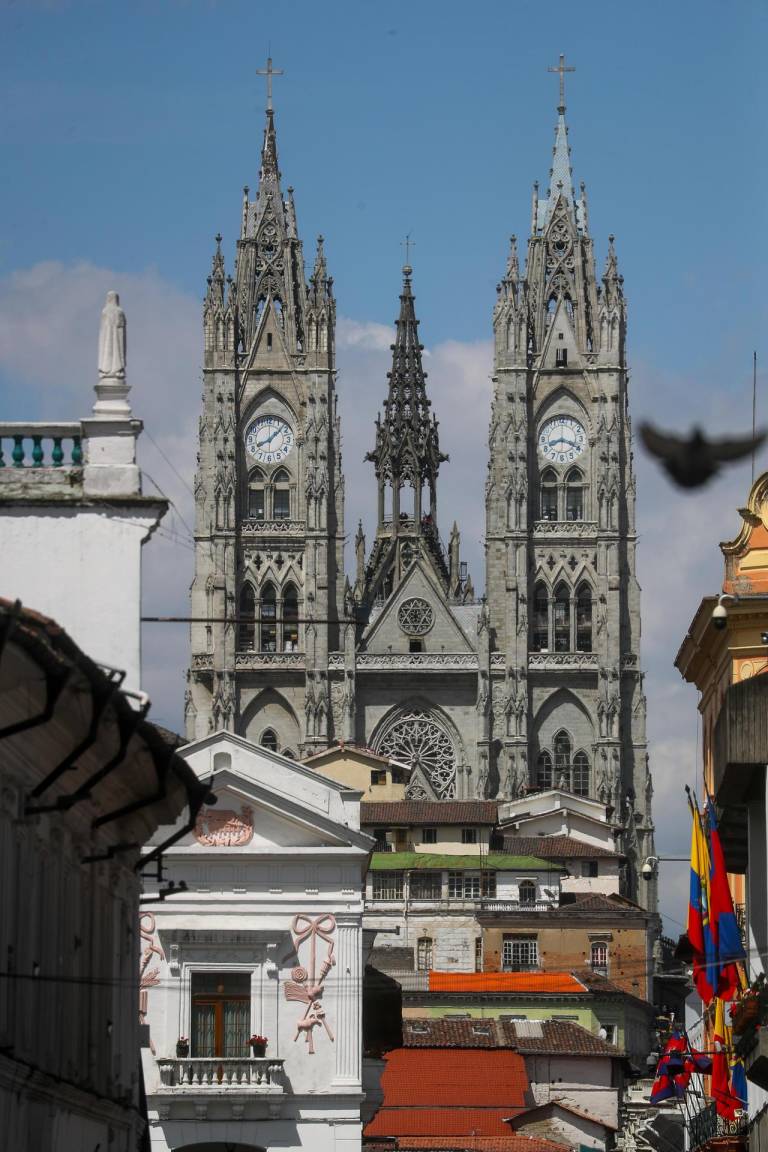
[284,913,336,1055]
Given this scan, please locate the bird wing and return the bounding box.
[639,422,685,461]
[710,430,767,463]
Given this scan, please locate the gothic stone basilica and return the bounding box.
[186,71,655,898]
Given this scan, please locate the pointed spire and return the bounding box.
[506,236,519,284]
[205,233,225,308]
[602,234,623,307]
[540,55,578,232]
[367,264,447,487]
[312,234,327,283]
[260,107,280,182]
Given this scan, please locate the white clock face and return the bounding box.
[538,416,586,465]
[245,416,294,464]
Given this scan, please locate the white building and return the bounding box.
[141,731,375,1152]
[0,291,166,694]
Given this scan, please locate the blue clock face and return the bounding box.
[538,416,586,465]
[245,416,294,464]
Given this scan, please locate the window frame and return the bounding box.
[190,970,252,1059]
[416,936,434,972]
[372,871,404,901]
[410,872,443,901]
[461,827,478,845]
[501,935,539,972]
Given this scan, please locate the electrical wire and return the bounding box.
[142,428,196,500]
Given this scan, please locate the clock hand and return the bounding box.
[257,428,280,448]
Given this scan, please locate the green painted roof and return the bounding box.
[369,852,560,871]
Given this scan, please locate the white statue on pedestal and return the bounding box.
[98,291,127,380]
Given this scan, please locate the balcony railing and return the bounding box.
[689,1101,747,1151]
[480,899,556,913]
[156,1057,285,1091]
[0,422,84,469]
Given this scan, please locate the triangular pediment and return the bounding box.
[244,295,293,373]
[540,295,583,372]
[160,732,373,854]
[361,560,475,654]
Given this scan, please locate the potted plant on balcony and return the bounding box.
[730,973,766,1036]
[249,1033,268,1057]
[176,1035,190,1058]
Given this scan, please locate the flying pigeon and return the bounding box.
[639,423,766,489]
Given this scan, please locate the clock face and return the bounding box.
[538,416,586,465]
[245,416,295,464]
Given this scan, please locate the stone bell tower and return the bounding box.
[187,64,344,757]
[484,57,655,904]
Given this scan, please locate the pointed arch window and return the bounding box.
[535,750,552,790]
[283,583,299,651]
[533,582,549,652]
[260,583,277,652]
[554,731,572,788]
[273,468,291,520]
[554,583,571,652]
[573,751,590,797]
[576,583,593,653]
[540,468,558,521]
[249,469,266,520]
[565,468,584,522]
[260,729,278,753]
[239,584,255,650]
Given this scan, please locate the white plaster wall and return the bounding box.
[561,863,620,896]
[410,827,492,853]
[505,810,616,849]
[147,1113,363,1152]
[496,870,560,901]
[0,506,159,694]
[527,1054,618,1127]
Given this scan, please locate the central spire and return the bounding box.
[537,54,587,235]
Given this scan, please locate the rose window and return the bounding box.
[376,708,457,799]
[397,597,434,636]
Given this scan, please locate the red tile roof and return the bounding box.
[501,835,622,860]
[362,801,499,826]
[428,972,587,995]
[402,1017,623,1057]
[364,1138,571,1151]
[363,1049,530,1139]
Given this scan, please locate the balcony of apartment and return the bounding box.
[479,899,557,914]
[689,1101,748,1152]
[155,1056,285,1095]
[712,676,768,871]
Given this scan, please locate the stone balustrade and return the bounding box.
[479,899,557,913]
[156,1056,285,1091]
[0,422,84,469]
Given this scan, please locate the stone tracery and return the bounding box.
[376,707,457,799]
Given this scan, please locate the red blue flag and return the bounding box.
[712,997,747,1119]
[688,805,717,1004]
[706,798,746,1000]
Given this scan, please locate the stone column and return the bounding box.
[332,915,361,1086]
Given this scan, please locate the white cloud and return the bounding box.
[2,258,759,929]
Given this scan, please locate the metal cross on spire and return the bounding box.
[548,53,575,113]
[402,232,415,270]
[256,56,284,111]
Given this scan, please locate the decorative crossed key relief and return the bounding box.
[284,913,336,1054]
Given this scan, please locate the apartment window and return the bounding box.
[461,828,478,845]
[422,827,437,845]
[475,937,483,972]
[518,880,537,907]
[373,829,390,852]
[416,936,434,972]
[502,935,538,971]
[370,770,387,786]
[591,941,609,975]
[581,860,599,878]
[599,1022,617,1045]
[410,873,442,901]
[448,872,495,900]
[191,972,251,1058]
[372,872,404,901]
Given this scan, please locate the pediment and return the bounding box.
[540,296,583,372]
[168,733,373,854]
[361,561,475,654]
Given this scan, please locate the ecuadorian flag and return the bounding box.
[707,798,746,1000]
[688,805,717,1004]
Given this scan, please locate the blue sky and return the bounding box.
[1,0,766,929]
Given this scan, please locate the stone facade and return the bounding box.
[186,84,655,906]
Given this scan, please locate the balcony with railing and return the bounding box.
[156,1056,285,1094]
[479,899,557,914]
[689,1101,747,1152]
